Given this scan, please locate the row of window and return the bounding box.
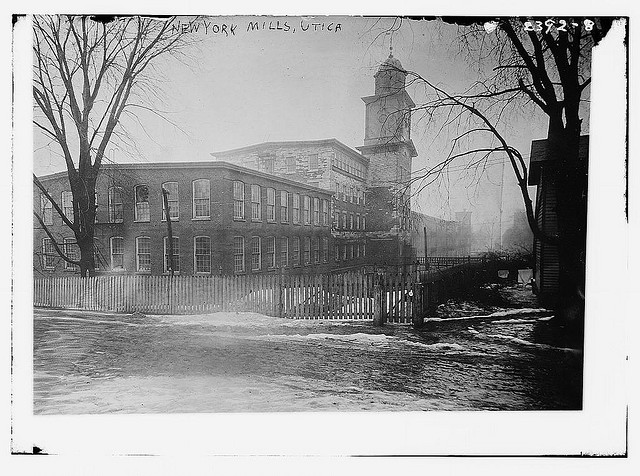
[334,183,365,205]
[41,236,367,274]
[333,210,366,231]
[333,153,366,179]
[40,181,330,226]
[42,236,366,274]
[258,152,365,180]
[233,182,329,226]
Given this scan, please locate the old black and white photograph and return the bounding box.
[8,4,633,463]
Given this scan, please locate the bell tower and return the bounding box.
[357,52,417,245]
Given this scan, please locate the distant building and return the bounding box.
[529,135,589,300]
[410,212,472,257]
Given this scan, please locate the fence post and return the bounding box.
[373,274,384,327]
[412,281,424,329]
[277,266,284,318]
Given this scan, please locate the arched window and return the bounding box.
[110,237,124,270]
[136,236,151,272]
[134,185,150,222]
[108,187,124,223]
[192,179,210,219]
[162,182,179,221]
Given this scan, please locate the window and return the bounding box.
[41,195,53,225]
[61,191,73,220]
[313,197,320,225]
[362,216,366,230]
[342,185,347,202]
[265,237,276,269]
[261,156,275,174]
[194,236,211,274]
[322,238,329,263]
[335,243,340,262]
[161,182,179,221]
[280,191,289,223]
[63,238,79,271]
[322,199,329,226]
[349,244,354,260]
[280,237,289,268]
[42,238,55,270]
[251,236,261,271]
[192,179,210,219]
[266,188,276,222]
[110,236,124,270]
[303,196,311,225]
[292,237,300,267]
[286,156,296,174]
[342,211,347,229]
[342,244,347,261]
[251,184,262,221]
[108,187,124,223]
[309,154,318,171]
[350,187,355,204]
[356,214,360,230]
[233,236,245,273]
[136,237,151,272]
[356,241,361,258]
[350,214,354,230]
[335,183,340,200]
[313,237,320,263]
[292,193,300,224]
[333,208,339,228]
[163,236,180,273]
[362,242,366,257]
[233,181,245,220]
[134,185,150,222]
[303,237,311,265]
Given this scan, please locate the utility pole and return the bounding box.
[162,187,174,276]
[498,158,505,250]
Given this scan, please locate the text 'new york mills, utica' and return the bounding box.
[170,19,343,37]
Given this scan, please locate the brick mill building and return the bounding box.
[34,53,470,277]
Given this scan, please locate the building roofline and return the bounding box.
[361,90,416,109]
[528,134,589,185]
[210,138,370,164]
[36,161,333,195]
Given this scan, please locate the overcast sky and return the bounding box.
[34,16,558,237]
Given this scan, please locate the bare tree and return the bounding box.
[380,17,613,322]
[33,15,196,276]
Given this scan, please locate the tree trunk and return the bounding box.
[547,115,587,338]
[77,234,96,277]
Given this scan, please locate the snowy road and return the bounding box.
[33,307,582,414]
